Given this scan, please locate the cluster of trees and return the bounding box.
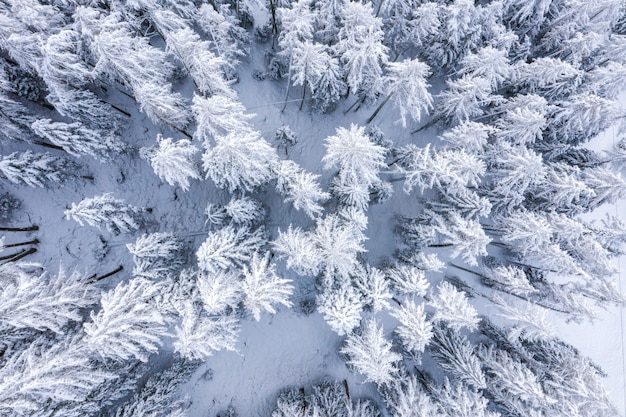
[1,0,626,416]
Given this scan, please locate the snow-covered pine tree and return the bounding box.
[428,281,480,331]
[141,134,200,192]
[353,265,392,313]
[275,160,330,219]
[311,52,347,111]
[203,129,279,192]
[65,193,146,235]
[430,325,487,390]
[196,225,265,274]
[84,277,168,363]
[132,81,191,131]
[439,121,495,154]
[391,299,433,354]
[387,263,430,296]
[313,214,367,280]
[0,264,99,336]
[113,358,199,417]
[437,75,494,122]
[196,269,242,315]
[240,252,293,321]
[383,374,443,417]
[31,118,124,161]
[458,46,511,90]
[289,41,330,109]
[173,299,239,360]
[126,232,185,279]
[224,196,265,226]
[368,58,432,127]
[196,3,248,70]
[316,282,364,335]
[192,93,254,146]
[323,124,386,190]
[272,225,322,276]
[478,345,555,412]
[433,378,497,417]
[0,336,113,416]
[341,319,401,385]
[493,295,556,342]
[430,211,490,266]
[0,151,77,187]
[335,1,388,95]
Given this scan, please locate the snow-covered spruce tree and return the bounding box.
[275,160,330,219]
[387,263,430,297]
[0,264,99,336]
[203,129,279,192]
[272,225,322,276]
[316,281,364,336]
[334,1,388,95]
[323,124,386,209]
[383,374,443,417]
[429,325,487,390]
[31,118,124,161]
[141,134,201,192]
[196,269,242,315]
[173,298,239,361]
[277,0,315,105]
[0,71,35,142]
[0,150,77,188]
[65,193,146,235]
[353,264,392,313]
[367,58,432,127]
[224,196,266,226]
[428,281,480,331]
[196,3,248,70]
[83,277,168,362]
[312,213,367,280]
[240,252,293,321]
[341,319,401,386]
[113,358,199,417]
[0,336,113,416]
[396,144,485,194]
[391,299,433,355]
[289,41,331,109]
[126,232,185,279]
[432,378,497,417]
[192,93,254,146]
[196,225,266,274]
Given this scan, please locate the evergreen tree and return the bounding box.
[203,129,279,192]
[65,194,146,235]
[141,134,201,192]
[196,225,266,274]
[428,281,480,331]
[240,252,293,321]
[0,151,76,188]
[84,278,168,363]
[391,299,433,354]
[0,264,98,335]
[31,118,124,161]
[317,282,364,336]
[341,319,401,385]
[368,58,432,127]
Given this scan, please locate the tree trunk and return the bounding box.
[2,239,39,249]
[88,265,124,283]
[300,79,308,110]
[33,141,65,151]
[0,225,38,232]
[411,114,444,134]
[282,55,294,112]
[366,93,393,124]
[2,247,36,264]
